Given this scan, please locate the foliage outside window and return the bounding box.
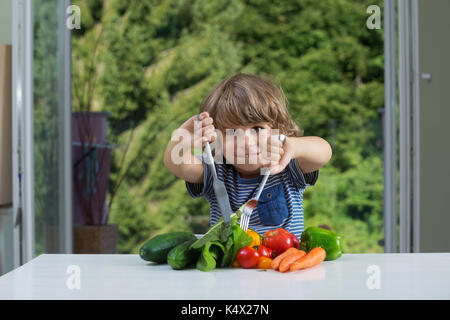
[72,0,384,254]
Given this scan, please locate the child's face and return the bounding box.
[221,123,272,176]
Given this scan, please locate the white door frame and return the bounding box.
[398,0,421,253]
[383,0,397,253]
[12,0,34,265]
[59,0,73,254]
[12,0,72,265]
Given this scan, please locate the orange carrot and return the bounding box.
[278,250,307,273]
[270,247,299,270]
[290,247,326,271]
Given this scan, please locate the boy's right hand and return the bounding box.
[178,112,217,148]
[165,112,215,183]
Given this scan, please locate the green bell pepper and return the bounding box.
[300,227,343,261]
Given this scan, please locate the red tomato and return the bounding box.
[277,228,291,235]
[262,228,293,257]
[236,246,260,269]
[291,234,300,249]
[273,228,300,249]
[254,245,273,259]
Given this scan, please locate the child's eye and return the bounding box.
[226,129,236,136]
[252,127,263,134]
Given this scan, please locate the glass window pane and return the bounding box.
[33,0,65,254]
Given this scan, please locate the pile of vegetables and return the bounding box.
[233,225,343,272]
[233,228,300,270]
[139,205,254,271]
[139,205,343,272]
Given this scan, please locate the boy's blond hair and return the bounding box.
[200,73,302,137]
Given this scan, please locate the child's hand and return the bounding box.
[177,112,217,148]
[260,134,294,175]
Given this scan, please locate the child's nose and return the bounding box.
[244,131,258,151]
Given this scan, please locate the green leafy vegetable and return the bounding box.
[190,213,239,250]
[196,241,225,272]
[230,222,253,263]
[191,205,253,271]
[219,236,235,268]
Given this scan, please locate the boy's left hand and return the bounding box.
[260,134,294,175]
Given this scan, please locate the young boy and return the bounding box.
[164,73,332,239]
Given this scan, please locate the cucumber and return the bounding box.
[139,231,197,263]
[167,239,199,270]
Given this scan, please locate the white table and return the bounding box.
[0,253,449,299]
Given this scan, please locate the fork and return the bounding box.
[239,134,286,232]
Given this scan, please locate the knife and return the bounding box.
[196,114,232,226]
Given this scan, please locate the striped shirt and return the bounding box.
[185,156,319,239]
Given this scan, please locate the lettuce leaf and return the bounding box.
[219,235,235,268]
[219,223,254,268]
[230,223,254,263]
[190,214,238,250]
[193,205,253,271]
[196,241,225,272]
